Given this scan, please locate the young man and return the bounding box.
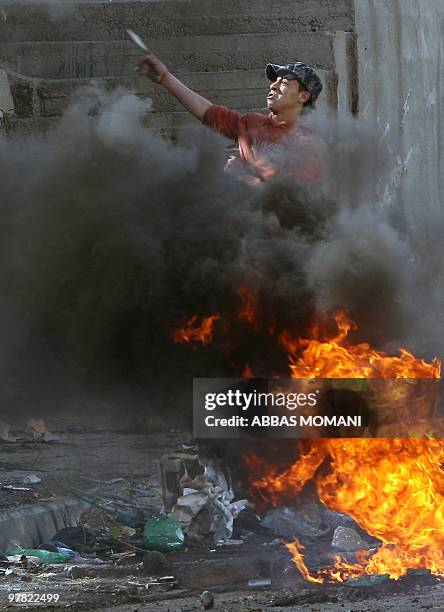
[138,52,322,183]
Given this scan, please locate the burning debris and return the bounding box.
[172,314,221,347]
[0,76,443,609]
[173,298,443,586]
[240,315,443,584]
[1,87,443,409]
[160,452,248,546]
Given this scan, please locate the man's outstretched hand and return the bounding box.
[136,50,212,120]
[137,52,169,84]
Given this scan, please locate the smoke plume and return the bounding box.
[0,86,442,419]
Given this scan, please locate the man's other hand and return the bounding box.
[137,52,169,84]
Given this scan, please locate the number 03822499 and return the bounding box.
[8,593,61,604]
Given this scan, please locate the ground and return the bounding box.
[0,410,443,611]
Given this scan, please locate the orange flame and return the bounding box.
[172,314,220,346]
[280,311,441,379]
[242,363,254,379]
[237,286,257,325]
[286,539,324,583]
[246,311,444,582]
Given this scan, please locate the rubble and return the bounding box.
[21,474,42,484]
[163,452,248,546]
[0,426,442,610]
[159,452,202,512]
[6,547,74,564]
[248,578,272,588]
[0,419,61,445]
[331,526,371,551]
[26,418,61,443]
[200,589,215,609]
[142,550,171,574]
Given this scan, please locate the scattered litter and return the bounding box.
[248,578,272,589]
[143,516,184,552]
[181,442,198,453]
[165,456,247,546]
[216,539,243,546]
[142,551,171,575]
[110,526,137,539]
[200,590,215,609]
[40,541,77,560]
[159,452,203,512]
[2,485,31,492]
[211,493,248,544]
[331,526,370,552]
[50,527,99,553]
[67,565,141,579]
[6,549,71,564]
[26,418,60,443]
[6,554,42,567]
[345,573,390,587]
[49,478,156,527]
[262,505,330,539]
[2,567,29,578]
[22,474,42,484]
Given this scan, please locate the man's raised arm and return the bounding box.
[138,51,212,120]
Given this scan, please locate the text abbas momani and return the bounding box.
[203,389,362,428]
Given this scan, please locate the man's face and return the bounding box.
[266,76,310,113]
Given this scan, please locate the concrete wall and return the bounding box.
[354,0,444,216]
[0,0,355,135]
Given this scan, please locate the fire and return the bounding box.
[250,438,444,581]
[172,304,444,581]
[172,314,220,346]
[280,311,441,379]
[242,363,254,379]
[237,285,257,326]
[245,311,444,582]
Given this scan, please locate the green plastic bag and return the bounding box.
[143,516,184,552]
[6,549,70,564]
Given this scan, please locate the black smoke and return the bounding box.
[0,87,442,419]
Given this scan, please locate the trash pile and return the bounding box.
[0,445,252,610]
[55,448,249,552]
[0,527,105,580]
[0,438,436,608]
[162,451,248,546]
[0,419,60,444]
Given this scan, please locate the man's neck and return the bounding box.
[271,107,302,126]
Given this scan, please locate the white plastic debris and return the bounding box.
[22,474,42,484]
[168,459,247,544]
[331,526,369,551]
[175,492,208,514]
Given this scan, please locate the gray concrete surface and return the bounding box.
[0,498,86,550]
[354,0,444,218]
[0,67,13,113]
[0,33,335,79]
[0,0,354,42]
[10,67,335,116]
[97,582,444,612]
[0,0,353,135]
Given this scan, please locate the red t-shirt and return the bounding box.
[202,105,320,182]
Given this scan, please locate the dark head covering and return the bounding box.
[266,62,323,107]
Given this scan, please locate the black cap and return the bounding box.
[266,62,323,107]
